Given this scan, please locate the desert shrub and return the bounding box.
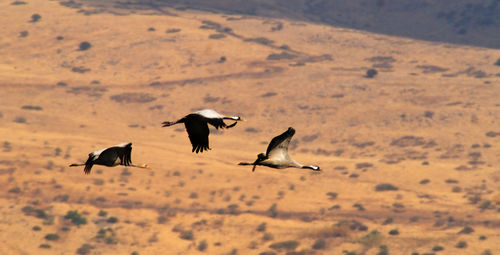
[478,200,492,210]
[30,13,41,22]
[71,67,91,73]
[107,217,118,223]
[65,210,87,225]
[245,37,274,45]
[262,232,274,241]
[326,192,338,199]
[45,233,60,241]
[420,179,430,184]
[11,1,27,5]
[458,226,474,234]
[56,81,67,86]
[180,230,194,240]
[365,69,378,78]
[482,250,492,255]
[359,231,384,248]
[76,243,94,255]
[21,105,42,111]
[147,27,155,31]
[209,33,226,39]
[131,252,139,255]
[388,229,399,235]
[78,41,92,51]
[312,239,326,250]
[19,31,28,37]
[33,226,42,231]
[219,56,226,63]
[14,116,26,123]
[375,183,398,191]
[257,222,267,232]
[197,240,208,251]
[432,245,444,251]
[455,241,467,248]
[39,243,51,249]
[56,36,64,40]
[269,240,299,251]
[189,192,198,199]
[382,217,393,225]
[166,28,181,33]
[479,235,487,240]
[378,245,389,255]
[267,52,297,60]
[8,187,21,193]
[268,203,278,218]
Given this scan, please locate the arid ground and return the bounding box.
[0,1,499,254]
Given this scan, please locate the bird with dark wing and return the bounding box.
[162,109,243,153]
[69,142,150,174]
[239,127,320,171]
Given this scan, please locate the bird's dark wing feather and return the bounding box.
[184,116,210,153]
[266,127,295,156]
[95,148,120,166]
[119,143,132,166]
[207,118,226,129]
[84,155,94,174]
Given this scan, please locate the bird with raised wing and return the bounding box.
[239,127,320,171]
[69,142,150,174]
[162,109,243,153]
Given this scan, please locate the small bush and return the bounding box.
[455,241,467,248]
[180,230,194,240]
[375,183,398,191]
[458,226,474,234]
[269,240,299,251]
[257,222,267,232]
[359,230,384,248]
[365,69,378,78]
[268,203,278,218]
[30,13,41,22]
[432,245,444,251]
[19,31,28,38]
[166,28,181,33]
[209,33,226,39]
[326,192,338,199]
[388,229,399,235]
[197,240,208,251]
[494,58,500,66]
[33,226,42,231]
[107,217,118,223]
[312,239,326,250]
[45,233,60,241]
[21,105,43,111]
[76,243,94,255]
[39,243,51,249]
[78,41,92,51]
[11,1,27,5]
[65,210,87,225]
[262,232,274,241]
[98,210,108,217]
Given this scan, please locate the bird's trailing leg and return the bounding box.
[130,163,151,169]
[226,122,238,128]
[69,163,85,167]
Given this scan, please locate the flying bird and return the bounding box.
[239,127,320,171]
[69,142,150,174]
[162,109,243,153]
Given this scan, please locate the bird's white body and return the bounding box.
[195,109,223,119]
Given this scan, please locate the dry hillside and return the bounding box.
[0,0,499,254]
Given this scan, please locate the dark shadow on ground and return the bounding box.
[62,0,500,49]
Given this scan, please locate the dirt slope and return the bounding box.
[0,1,499,254]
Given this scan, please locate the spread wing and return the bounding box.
[118,143,132,166]
[266,127,295,161]
[184,118,210,153]
[83,154,94,174]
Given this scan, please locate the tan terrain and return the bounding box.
[0,0,499,254]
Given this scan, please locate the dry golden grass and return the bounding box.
[0,0,499,254]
